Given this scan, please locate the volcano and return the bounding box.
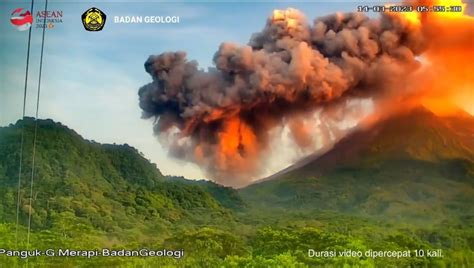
[241,106,474,222]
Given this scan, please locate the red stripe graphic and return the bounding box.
[11,7,23,15]
[10,15,33,26]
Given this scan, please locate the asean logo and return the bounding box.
[81,7,106,31]
[10,8,33,31]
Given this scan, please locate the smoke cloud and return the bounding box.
[138,1,472,186]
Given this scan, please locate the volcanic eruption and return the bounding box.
[138,0,473,186]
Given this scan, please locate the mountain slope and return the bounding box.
[167,176,247,210]
[0,118,239,239]
[241,107,474,223]
[0,114,473,267]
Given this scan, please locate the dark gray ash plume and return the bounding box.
[138,8,428,186]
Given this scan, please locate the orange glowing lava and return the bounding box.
[216,117,259,176]
[396,0,474,116]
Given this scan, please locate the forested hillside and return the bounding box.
[0,118,237,240]
[0,116,473,267]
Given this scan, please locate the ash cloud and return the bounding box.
[138,8,428,186]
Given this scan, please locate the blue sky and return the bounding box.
[1,0,366,179]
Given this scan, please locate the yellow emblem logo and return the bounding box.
[81,7,106,31]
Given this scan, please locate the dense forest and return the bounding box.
[0,115,473,267]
